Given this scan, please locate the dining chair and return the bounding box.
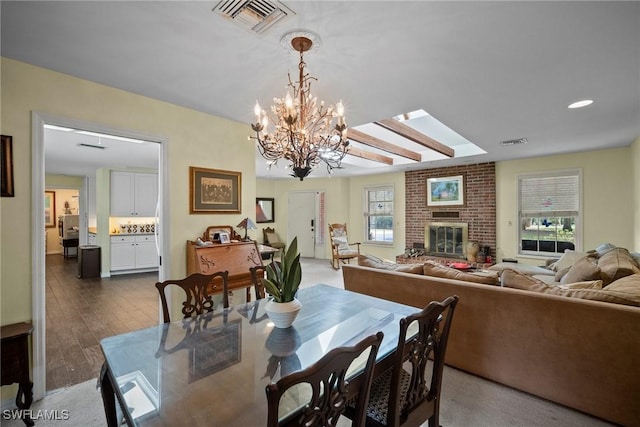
[345,295,458,427]
[266,331,384,427]
[250,265,267,299]
[155,272,229,323]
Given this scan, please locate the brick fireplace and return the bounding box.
[405,163,496,259]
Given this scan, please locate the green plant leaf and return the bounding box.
[263,236,301,303]
[262,278,282,302]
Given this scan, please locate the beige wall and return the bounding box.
[258,171,405,262]
[632,137,640,250]
[496,147,635,264]
[0,58,255,326]
[257,177,351,260]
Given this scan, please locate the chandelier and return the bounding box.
[251,33,349,181]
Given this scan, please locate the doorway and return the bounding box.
[32,112,169,399]
[287,191,325,258]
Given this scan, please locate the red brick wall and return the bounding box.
[405,163,496,258]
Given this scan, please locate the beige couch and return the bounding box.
[342,262,640,426]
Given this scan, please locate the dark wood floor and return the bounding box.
[45,254,159,391]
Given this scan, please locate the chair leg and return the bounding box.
[331,258,339,270]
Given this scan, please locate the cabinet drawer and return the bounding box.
[111,235,135,243]
[135,235,156,243]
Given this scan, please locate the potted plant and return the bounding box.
[262,237,302,328]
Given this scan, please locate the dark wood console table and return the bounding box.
[1,322,34,426]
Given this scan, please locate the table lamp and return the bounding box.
[237,217,257,241]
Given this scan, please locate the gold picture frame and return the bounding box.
[45,191,56,228]
[426,175,465,207]
[1,135,14,197]
[189,167,241,214]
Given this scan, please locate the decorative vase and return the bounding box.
[466,241,479,262]
[265,298,302,329]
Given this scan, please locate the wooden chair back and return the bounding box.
[266,331,384,427]
[380,295,459,427]
[249,265,267,300]
[155,272,229,323]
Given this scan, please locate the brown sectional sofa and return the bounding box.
[342,262,640,426]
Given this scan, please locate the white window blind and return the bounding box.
[519,172,579,218]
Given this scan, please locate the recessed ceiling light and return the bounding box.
[568,99,593,109]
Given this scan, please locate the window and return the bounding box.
[518,170,581,256]
[364,186,393,244]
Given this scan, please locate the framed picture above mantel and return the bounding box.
[189,167,241,214]
[426,175,465,207]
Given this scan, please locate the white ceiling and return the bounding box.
[2,1,639,179]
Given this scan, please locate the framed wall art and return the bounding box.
[426,175,465,207]
[189,167,241,214]
[256,197,274,223]
[45,191,56,228]
[1,135,14,197]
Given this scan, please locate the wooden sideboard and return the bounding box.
[1,322,34,426]
[186,240,264,301]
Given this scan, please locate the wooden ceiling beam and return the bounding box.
[347,128,422,162]
[346,146,394,165]
[375,118,455,157]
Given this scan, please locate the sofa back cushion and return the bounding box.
[358,254,424,274]
[501,269,640,306]
[598,247,640,286]
[423,260,499,285]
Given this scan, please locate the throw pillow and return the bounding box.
[554,267,570,282]
[551,249,588,272]
[559,280,603,290]
[560,256,601,285]
[598,247,640,286]
[423,261,499,285]
[501,270,639,306]
[605,274,640,294]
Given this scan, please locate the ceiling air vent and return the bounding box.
[499,137,528,146]
[213,0,295,35]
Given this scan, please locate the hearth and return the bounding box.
[424,222,468,258]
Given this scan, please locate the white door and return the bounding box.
[288,192,316,257]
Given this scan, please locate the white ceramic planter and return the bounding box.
[265,298,302,329]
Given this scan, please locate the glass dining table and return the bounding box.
[99,284,418,427]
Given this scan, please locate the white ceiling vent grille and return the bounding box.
[214,0,295,35]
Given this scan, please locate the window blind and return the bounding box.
[519,172,579,218]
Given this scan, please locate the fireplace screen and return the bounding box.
[424,222,468,258]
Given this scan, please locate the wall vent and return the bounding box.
[432,211,460,218]
[213,0,295,35]
[500,137,528,146]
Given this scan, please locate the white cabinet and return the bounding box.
[110,171,158,217]
[110,235,159,272]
